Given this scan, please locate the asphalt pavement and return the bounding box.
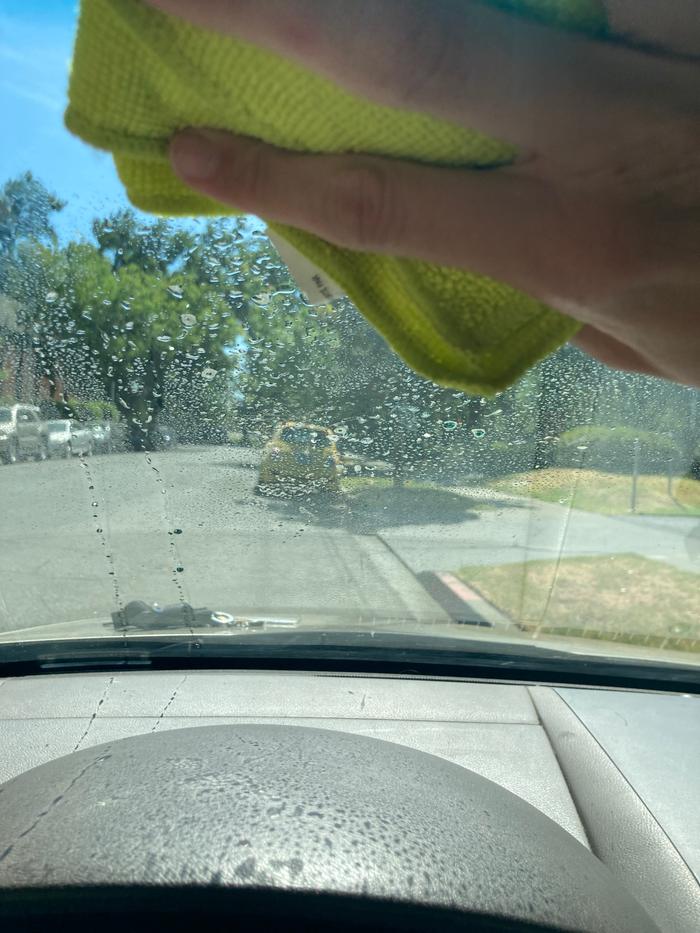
[0,447,446,633]
[1,446,698,633]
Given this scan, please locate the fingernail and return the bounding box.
[170,130,222,181]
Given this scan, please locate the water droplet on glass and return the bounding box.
[167,285,184,299]
[45,291,58,303]
[471,428,486,439]
[202,367,217,381]
[157,335,172,343]
[442,421,458,432]
[180,313,196,328]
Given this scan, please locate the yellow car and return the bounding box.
[257,423,341,495]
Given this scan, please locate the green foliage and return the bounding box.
[0,172,64,261]
[67,400,121,423]
[4,210,242,449]
[557,425,678,474]
[1,170,698,465]
[93,210,195,275]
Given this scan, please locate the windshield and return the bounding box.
[0,3,698,673]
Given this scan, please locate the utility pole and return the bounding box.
[630,437,640,513]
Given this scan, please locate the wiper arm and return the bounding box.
[111,600,299,632]
[112,600,229,632]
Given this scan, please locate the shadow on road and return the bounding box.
[266,484,522,534]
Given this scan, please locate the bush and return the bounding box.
[68,399,120,423]
[557,425,678,474]
[685,443,700,481]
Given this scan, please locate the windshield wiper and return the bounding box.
[111,600,299,632]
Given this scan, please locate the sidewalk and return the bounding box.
[377,493,700,576]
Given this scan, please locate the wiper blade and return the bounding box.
[111,600,299,632]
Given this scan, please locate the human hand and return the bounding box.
[147,0,700,386]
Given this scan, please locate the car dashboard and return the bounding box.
[0,670,698,932]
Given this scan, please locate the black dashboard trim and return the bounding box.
[0,633,698,694]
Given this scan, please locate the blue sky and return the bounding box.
[0,0,140,240]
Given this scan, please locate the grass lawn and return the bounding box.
[341,476,400,493]
[489,468,700,516]
[456,555,700,653]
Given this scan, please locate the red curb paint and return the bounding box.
[436,572,480,603]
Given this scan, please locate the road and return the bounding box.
[1,446,698,633]
[0,447,446,633]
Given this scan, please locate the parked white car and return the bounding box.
[90,422,113,454]
[45,420,94,458]
[0,404,48,464]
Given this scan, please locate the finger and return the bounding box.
[148,0,698,156]
[169,130,651,310]
[604,1,700,57]
[571,325,665,378]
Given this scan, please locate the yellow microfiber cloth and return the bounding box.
[65,0,608,395]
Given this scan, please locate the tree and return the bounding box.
[4,216,242,449]
[4,174,696,469]
[93,209,195,275]
[0,173,64,262]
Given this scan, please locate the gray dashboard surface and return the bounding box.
[560,687,700,879]
[0,670,698,932]
[0,723,658,933]
[0,672,587,844]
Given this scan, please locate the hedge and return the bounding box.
[556,425,678,474]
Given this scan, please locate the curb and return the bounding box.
[416,571,517,633]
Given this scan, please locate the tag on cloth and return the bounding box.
[269,232,346,306]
